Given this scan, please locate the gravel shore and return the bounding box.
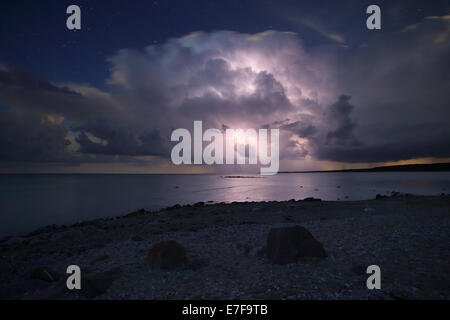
[1,194,449,300]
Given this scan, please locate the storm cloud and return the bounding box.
[0,15,449,171]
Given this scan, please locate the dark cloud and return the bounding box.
[0,67,79,95]
[317,135,450,163]
[74,118,168,157]
[0,16,449,170]
[281,121,317,138]
[324,95,360,147]
[0,110,71,162]
[322,14,450,162]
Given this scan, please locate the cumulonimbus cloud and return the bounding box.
[0,15,449,169]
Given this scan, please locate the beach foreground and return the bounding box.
[1,194,449,300]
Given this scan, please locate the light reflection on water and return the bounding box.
[0,172,449,236]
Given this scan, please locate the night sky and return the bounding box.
[0,0,449,173]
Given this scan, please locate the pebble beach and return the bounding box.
[0,194,449,300]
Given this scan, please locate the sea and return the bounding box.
[1,172,449,237]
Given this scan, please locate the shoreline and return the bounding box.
[0,194,449,299]
[2,191,447,240]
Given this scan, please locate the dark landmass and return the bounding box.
[280,162,450,173]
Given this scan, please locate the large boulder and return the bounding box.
[147,240,189,270]
[81,267,124,298]
[29,266,60,282]
[266,225,326,264]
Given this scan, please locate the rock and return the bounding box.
[167,204,181,211]
[147,241,189,270]
[31,224,59,235]
[29,266,60,282]
[2,236,27,246]
[266,225,326,264]
[81,267,124,298]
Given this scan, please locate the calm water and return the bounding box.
[1,172,449,237]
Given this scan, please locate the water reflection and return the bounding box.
[0,172,449,236]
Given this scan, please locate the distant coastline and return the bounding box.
[2,162,450,175]
[280,162,450,173]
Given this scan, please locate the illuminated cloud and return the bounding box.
[0,14,449,172]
